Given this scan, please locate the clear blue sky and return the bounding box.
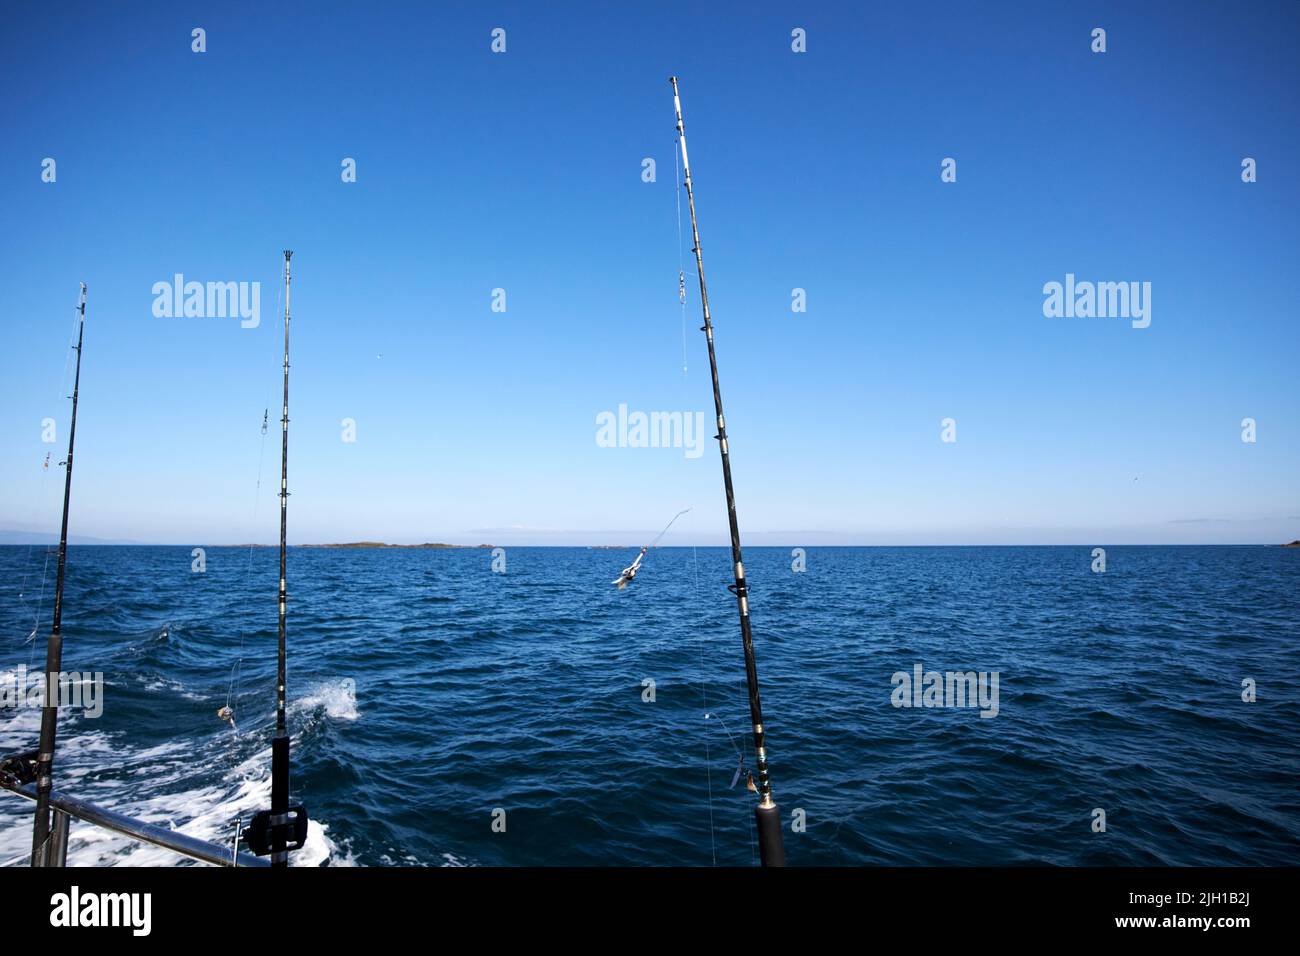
[2,1,1297,546]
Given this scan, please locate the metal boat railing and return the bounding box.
[1,779,269,867]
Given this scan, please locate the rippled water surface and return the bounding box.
[1,545,1297,866]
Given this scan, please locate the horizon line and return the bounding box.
[2,541,1295,549]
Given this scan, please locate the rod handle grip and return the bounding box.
[755,802,787,867]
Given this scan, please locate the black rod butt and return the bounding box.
[755,802,786,867]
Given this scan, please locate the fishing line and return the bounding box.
[649,508,691,550]
[53,294,80,405]
[16,545,34,632]
[17,544,51,658]
[693,544,717,866]
[222,269,283,731]
[675,293,750,861]
[675,138,688,375]
[17,295,86,662]
[696,577,759,865]
[23,549,53,668]
[262,268,283,424]
[676,166,734,863]
[673,168,756,865]
[662,115,765,862]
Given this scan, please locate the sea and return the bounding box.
[0,544,1296,867]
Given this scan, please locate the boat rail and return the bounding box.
[1,775,269,867]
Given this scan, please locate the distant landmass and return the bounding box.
[299,542,495,549]
[0,529,139,545]
[3,532,1297,548]
[0,533,496,548]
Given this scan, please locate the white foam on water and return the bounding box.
[292,678,359,721]
[139,675,206,702]
[0,705,43,742]
[0,717,344,868]
[377,850,471,867]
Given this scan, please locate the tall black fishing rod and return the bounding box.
[31,283,87,866]
[272,249,291,867]
[671,77,786,866]
[271,250,293,867]
[242,251,308,865]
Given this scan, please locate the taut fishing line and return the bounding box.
[675,138,688,375]
[693,544,718,865]
[221,269,284,731]
[674,153,755,864]
[650,508,691,549]
[17,293,87,666]
[677,144,726,863]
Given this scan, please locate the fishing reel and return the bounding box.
[242,805,309,858]
[0,749,40,788]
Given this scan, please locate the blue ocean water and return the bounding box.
[0,544,1296,867]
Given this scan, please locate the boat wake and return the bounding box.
[292,678,359,723]
[0,689,348,867]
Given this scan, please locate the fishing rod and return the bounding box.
[274,248,291,868]
[31,283,87,866]
[671,77,786,866]
[243,250,308,865]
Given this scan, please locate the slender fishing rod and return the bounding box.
[671,77,786,866]
[242,251,308,865]
[31,283,87,867]
[271,249,292,867]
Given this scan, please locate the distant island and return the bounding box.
[299,542,495,549]
[1284,541,1300,548]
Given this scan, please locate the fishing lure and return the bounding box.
[610,509,690,590]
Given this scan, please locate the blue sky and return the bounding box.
[1,1,1297,546]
